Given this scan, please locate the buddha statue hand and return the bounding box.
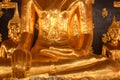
[12,48,32,71]
[40,47,80,60]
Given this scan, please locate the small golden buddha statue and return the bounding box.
[0,2,20,59]
[102,16,120,61]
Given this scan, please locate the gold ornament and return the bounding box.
[7,3,21,42]
[113,1,120,8]
[0,0,17,17]
[102,8,108,18]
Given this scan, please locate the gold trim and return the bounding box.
[113,1,120,8]
[102,8,108,18]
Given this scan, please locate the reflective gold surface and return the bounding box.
[11,0,94,78]
[21,0,93,60]
[113,1,120,8]
[0,0,120,79]
[1,57,120,80]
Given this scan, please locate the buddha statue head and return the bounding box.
[7,4,21,42]
[102,16,120,46]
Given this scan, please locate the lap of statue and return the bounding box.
[26,0,93,62]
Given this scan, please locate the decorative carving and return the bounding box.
[102,8,108,18]
[0,0,17,17]
[102,16,120,45]
[8,3,21,42]
[113,1,120,8]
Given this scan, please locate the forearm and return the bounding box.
[17,0,35,50]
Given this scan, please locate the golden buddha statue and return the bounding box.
[102,16,120,61]
[11,0,119,79]
[19,0,93,59]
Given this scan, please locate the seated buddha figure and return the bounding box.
[12,0,94,78]
[102,17,120,61]
[0,5,21,59]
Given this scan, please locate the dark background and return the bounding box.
[0,0,120,54]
